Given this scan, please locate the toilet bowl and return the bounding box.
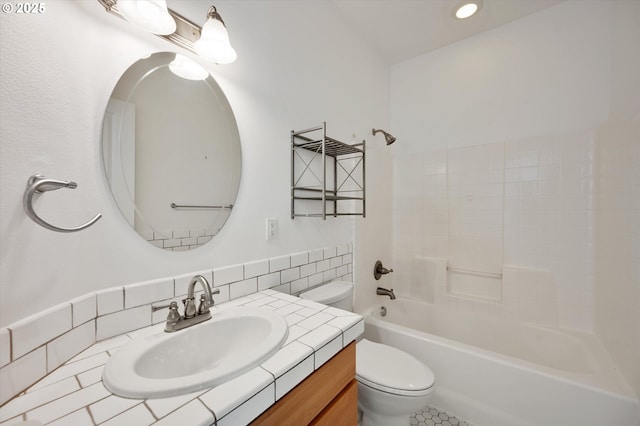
[300,281,435,426]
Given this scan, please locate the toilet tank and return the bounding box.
[299,281,354,311]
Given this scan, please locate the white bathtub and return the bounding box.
[363,298,640,426]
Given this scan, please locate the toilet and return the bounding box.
[300,281,435,426]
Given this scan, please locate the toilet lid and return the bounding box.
[356,339,435,397]
[299,281,353,305]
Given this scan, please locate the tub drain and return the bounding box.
[380,306,387,317]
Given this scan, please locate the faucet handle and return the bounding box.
[152,301,175,312]
[211,288,221,305]
[198,294,210,315]
[166,302,180,324]
[374,260,394,280]
[183,297,197,319]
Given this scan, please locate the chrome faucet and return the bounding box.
[152,275,220,332]
[185,275,214,318]
[376,287,396,300]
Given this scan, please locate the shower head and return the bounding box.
[372,128,396,145]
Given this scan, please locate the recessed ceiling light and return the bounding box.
[454,1,482,19]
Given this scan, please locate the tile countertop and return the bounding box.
[1,290,364,426]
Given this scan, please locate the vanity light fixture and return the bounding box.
[97,1,237,64]
[193,6,237,64]
[116,0,176,35]
[453,0,482,19]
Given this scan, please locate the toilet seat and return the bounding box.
[356,339,435,397]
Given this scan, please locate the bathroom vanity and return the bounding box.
[253,342,357,425]
[1,290,363,425]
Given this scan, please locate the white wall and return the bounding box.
[0,1,390,326]
[391,0,612,153]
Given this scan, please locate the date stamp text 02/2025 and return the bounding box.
[2,2,46,14]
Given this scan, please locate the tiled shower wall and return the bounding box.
[393,129,597,331]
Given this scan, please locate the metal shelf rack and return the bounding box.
[291,123,365,219]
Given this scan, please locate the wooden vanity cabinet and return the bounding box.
[252,342,357,425]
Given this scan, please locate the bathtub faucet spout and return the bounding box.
[376,287,396,300]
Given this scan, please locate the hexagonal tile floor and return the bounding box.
[411,405,475,426]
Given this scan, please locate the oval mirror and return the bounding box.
[102,52,241,250]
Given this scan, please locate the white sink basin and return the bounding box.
[102,307,288,398]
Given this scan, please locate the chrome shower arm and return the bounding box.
[372,128,396,145]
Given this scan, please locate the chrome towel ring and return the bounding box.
[23,174,102,233]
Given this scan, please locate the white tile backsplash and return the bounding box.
[336,243,349,256]
[290,277,309,294]
[330,257,343,268]
[300,262,316,278]
[257,272,281,291]
[316,259,330,272]
[1,244,353,405]
[244,259,269,279]
[323,268,338,282]
[309,272,324,287]
[281,267,300,283]
[96,287,124,316]
[229,278,258,300]
[214,264,244,286]
[269,255,291,272]
[96,306,150,341]
[70,335,129,363]
[308,249,323,262]
[124,278,174,309]
[174,271,213,295]
[4,288,362,425]
[0,347,47,405]
[9,303,72,359]
[323,246,337,259]
[70,293,96,328]
[290,251,309,267]
[46,321,95,373]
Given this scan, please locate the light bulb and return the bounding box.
[117,0,176,35]
[454,1,481,19]
[194,16,237,64]
[169,54,209,81]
